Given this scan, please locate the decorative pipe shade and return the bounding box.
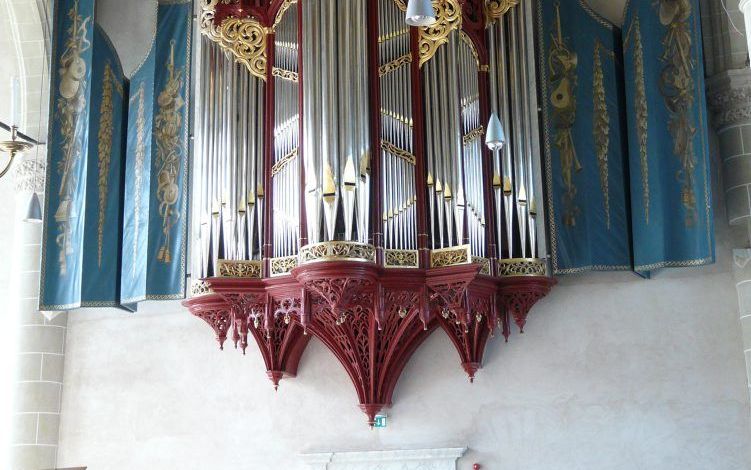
[485,113,506,150]
[405,0,436,26]
[23,192,42,223]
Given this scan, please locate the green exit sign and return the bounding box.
[374,415,387,428]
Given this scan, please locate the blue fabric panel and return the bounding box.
[80,24,128,307]
[538,0,632,274]
[120,47,155,306]
[622,0,714,273]
[120,0,192,306]
[41,0,96,310]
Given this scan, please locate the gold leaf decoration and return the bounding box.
[378,53,413,77]
[385,250,419,268]
[273,0,298,29]
[200,0,269,81]
[497,258,547,277]
[272,67,299,83]
[485,0,519,26]
[430,245,471,268]
[381,139,416,165]
[217,259,263,278]
[270,255,298,276]
[418,0,462,68]
[299,242,377,265]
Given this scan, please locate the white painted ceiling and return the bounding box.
[586,0,628,25]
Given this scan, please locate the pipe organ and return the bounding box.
[187,0,556,426]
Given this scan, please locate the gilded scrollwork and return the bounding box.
[384,249,419,268]
[548,3,580,227]
[271,147,298,176]
[200,0,269,81]
[154,41,186,264]
[472,256,491,275]
[393,0,408,12]
[381,139,416,165]
[270,255,298,276]
[299,241,377,265]
[217,259,263,278]
[657,0,697,227]
[191,279,214,297]
[272,67,299,83]
[418,0,462,68]
[273,0,298,29]
[54,1,92,275]
[497,258,547,277]
[592,41,610,230]
[430,245,471,268]
[485,0,519,26]
[463,126,485,145]
[378,53,412,77]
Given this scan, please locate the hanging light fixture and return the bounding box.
[23,192,42,223]
[485,113,506,151]
[405,0,437,26]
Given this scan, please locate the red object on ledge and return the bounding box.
[183,261,555,426]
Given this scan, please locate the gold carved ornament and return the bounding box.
[299,241,377,265]
[430,245,471,268]
[379,53,413,77]
[272,67,299,83]
[463,126,485,145]
[200,0,269,81]
[217,259,263,278]
[418,0,462,68]
[472,256,491,275]
[270,255,298,276]
[384,249,419,268]
[381,140,416,165]
[273,0,298,29]
[497,258,546,277]
[484,0,519,26]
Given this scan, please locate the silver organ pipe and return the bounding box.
[458,34,485,258]
[486,5,545,262]
[379,0,416,252]
[191,1,547,284]
[273,6,300,258]
[303,0,371,244]
[194,34,266,278]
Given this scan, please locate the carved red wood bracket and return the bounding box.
[184,262,555,425]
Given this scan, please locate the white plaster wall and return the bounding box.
[55,222,751,470]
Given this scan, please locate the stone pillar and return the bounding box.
[740,0,751,62]
[706,0,751,410]
[9,157,68,470]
